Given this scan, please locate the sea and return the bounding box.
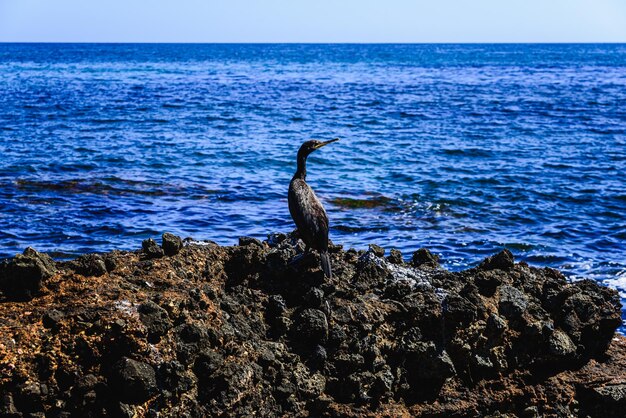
[0,44,624,331]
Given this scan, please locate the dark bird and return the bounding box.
[288,138,339,278]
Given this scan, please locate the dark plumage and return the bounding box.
[288,139,339,278]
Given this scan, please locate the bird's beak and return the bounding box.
[316,138,339,149]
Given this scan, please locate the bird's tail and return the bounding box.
[320,251,332,279]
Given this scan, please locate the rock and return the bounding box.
[42,309,65,330]
[162,233,183,256]
[142,238,164,259]
[0,238,623,417]
[479,249,515,271]
[194,351,224,379]
[401,339,455,382]
[591,384,626,404]
[298,372,326,399]
[475,270,503,296]
[0,393,19,417]
[368,244,385,257]
[158,361,193,396]
[292,309,328,344]
[372,367,394,399]
[117,402,135,418]
[17,381,45,413]
[266,294,287,317]
[239,236,263,247]
[0,247,56,298]
[138,301,172,343]
[499,285,528,319]
[411,248,440,268]
[267,232,287,247]
[387,248,403,264]
[76,374,98,392]
[556,280,622,356]
[111,357,157,403]
[178,323,208,343]
[104,254,119,272]
[444,294,478,327]
[548,329,577,357]
[486,313,507,334]
[579,383,626,417]
[329,242,343,253]
[354,251,389,290]
[309,345,328,369]
[198,362,257,407]
[304,287,324,308]
[522,406,540,417]
[69,253,107,277]
[334,353,365,376]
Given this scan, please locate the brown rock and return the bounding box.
[0,235,622,417]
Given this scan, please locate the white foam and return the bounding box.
[603,269,626,300]
[185,240,215,247]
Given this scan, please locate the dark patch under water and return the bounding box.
[0,43,625,331]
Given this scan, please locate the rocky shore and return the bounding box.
[0,233,624,417]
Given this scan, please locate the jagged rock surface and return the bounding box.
[0,234,624,417]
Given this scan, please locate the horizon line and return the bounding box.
[1,41,626,45]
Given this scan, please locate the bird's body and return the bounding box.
[288,179,328,250]
[288,139,338,278]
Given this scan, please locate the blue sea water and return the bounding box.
[0,44,625,330]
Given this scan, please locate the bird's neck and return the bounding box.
[294,152,308,180]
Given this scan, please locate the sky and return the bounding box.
[1,0,625,43]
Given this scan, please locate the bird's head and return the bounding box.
[298,138,339,158]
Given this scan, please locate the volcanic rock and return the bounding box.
[387,248,403,264]
[68,253,107,277]
[142,238,164,259]
[368,244,385,257]
[239,236,263,247]
[292,308,329,344]
[411,248,440,268]
[111,357,157,403]
[161,233,183,256]
[138,301,172,343]
[499,285,529,319]
[42,309,65,331]
[480,248,515,270]
[0,233,623,417]
[0,247,56,298]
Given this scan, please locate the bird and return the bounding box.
[288,138,339,278]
